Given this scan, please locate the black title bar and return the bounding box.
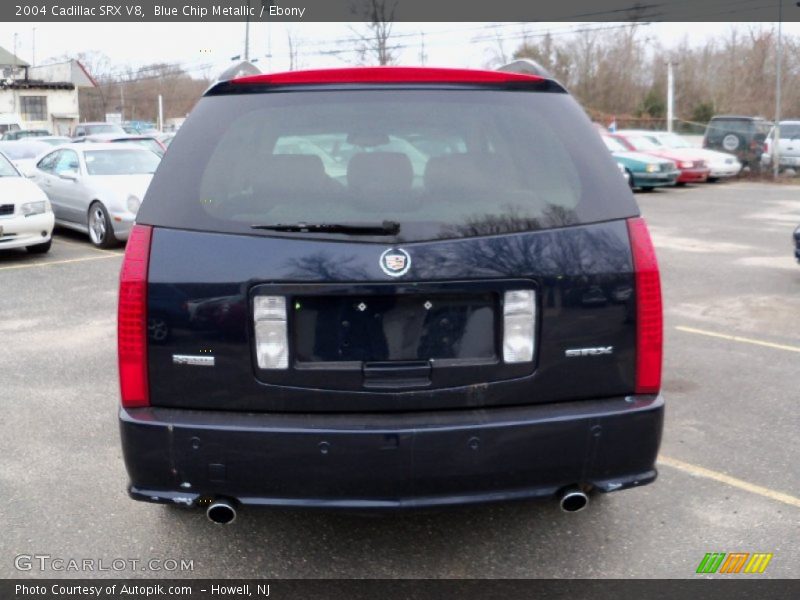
[3,579,800,600]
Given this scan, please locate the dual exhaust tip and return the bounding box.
[205,489,588,523]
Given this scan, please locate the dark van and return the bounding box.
[118,67,663,522]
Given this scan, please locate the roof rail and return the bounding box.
[497,59,553,80]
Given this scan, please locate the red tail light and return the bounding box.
[118,224,152,407]
[627,217,663,394]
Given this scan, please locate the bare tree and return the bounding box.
[481,25,511,68]
[506,23,800,127]
[350,0,399,65]
[286,29,301,71]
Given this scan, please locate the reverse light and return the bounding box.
[503,290,536,363]
[254,296,288,369]
[627,217,663,394]
[118,224,152,407]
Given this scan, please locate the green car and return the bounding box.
[602,135,680,191]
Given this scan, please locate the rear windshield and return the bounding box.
[652,133,691,148]
[0,142,48,159]
[138,88,637,241]
[775,123,800,139]
[601,136,628,153]
[130,138,164,154]
[87,124,126,135]
[0,154,20,177]
[707,119,770,137]
[622,135,661,151]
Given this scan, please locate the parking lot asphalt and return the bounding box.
[1,182,798,579]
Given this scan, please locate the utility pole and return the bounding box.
[32,27,36,67]
[666,60,674,133]
[244,0,251,61]
[773,0,783,179]
[12,33,18,114]
[264,0,273,71]
[157,94,163,132]
[419,32,427,65]
[267,20,272,71]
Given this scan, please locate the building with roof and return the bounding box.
[0,47,95,135]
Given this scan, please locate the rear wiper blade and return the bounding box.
[252,220,401,235]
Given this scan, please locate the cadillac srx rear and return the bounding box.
[118,66,663,519]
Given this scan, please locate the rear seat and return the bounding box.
[231,154,342,215]
[347,152,414,211]
[424,153,515,199]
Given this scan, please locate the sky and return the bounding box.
[0,21,798,78]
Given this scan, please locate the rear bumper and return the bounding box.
[120,395,663,509]
[709,164,741,177]
[109,212,135,241]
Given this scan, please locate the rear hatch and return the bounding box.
[134,69,643,413]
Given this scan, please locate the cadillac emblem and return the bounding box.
[379,248,411,277]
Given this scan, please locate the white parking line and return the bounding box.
[659,455,800,509]
[0,254,121,271]
[53,237,122,256]
[676,325,800,353]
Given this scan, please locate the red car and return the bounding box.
[611,132,709,184]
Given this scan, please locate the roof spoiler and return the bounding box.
[497,59,553,80]
[205,60,262,93]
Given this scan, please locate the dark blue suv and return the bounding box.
[118,67,663,522]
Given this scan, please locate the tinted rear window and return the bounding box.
[707,118,770,139]
[0,153,19,176]
[138,88,637,242]
[87,124,126,135]
[777,123,800,138]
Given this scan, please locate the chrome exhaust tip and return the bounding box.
[206,500,237,524]
[559,488,589,513]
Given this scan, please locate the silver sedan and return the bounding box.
[30,143,160,248]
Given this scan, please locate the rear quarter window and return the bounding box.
[138,88,638,242]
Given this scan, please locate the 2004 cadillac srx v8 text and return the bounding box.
[118,66,663,523]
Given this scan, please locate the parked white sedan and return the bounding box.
[629,130,742,181]
[0,140,53,177]
[30,143,160,248]
[0,151,54,253]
